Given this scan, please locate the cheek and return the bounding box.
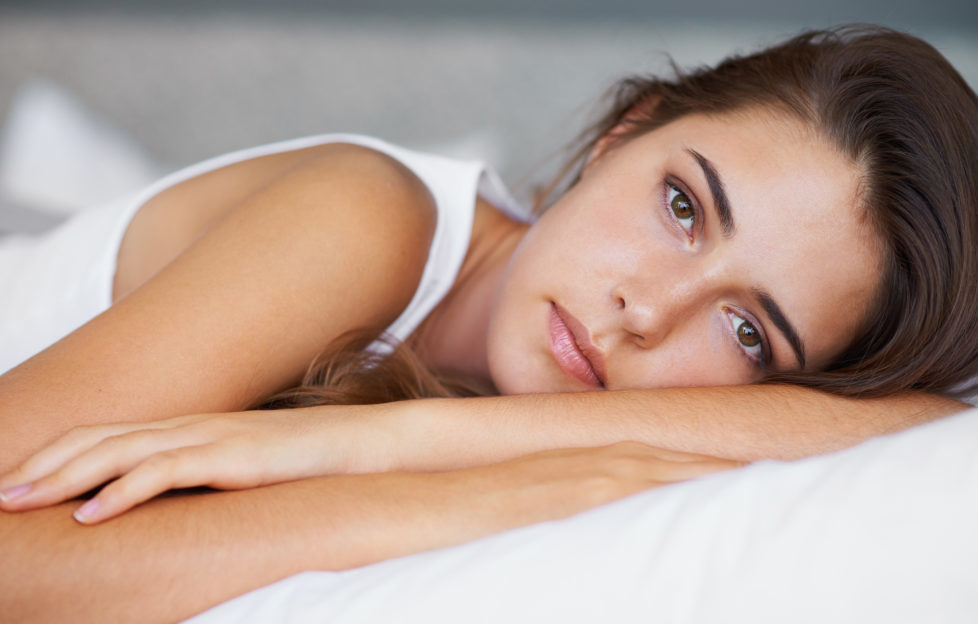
[613,356,760,390]
[611,307,766,390]
[485,192,765,393]
[484,271,549,394]
[485,313,556,395]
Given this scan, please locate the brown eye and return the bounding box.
[737,320,761,347]
[670,189,694,221]
[727,309,765,367]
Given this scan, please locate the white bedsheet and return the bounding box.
[190,407,978,624]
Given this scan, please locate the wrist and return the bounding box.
[377,398,456,472]
[377,397,506,473]
[310,398,472,474]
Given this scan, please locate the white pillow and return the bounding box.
[0,80,163,219]
[190,406,978,624]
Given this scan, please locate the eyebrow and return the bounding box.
[755,290,807,370]
[687,149,735,237]
[686,148,806,368]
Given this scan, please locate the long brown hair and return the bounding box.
[266,25,978,408]
[262,330,490,408]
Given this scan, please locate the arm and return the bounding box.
[1,143,437,475]
[2,143,964,476]
[381,385,969,468]
[1,383,963,523]
[0,442,738,623]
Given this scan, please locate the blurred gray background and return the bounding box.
[0,0,975,213]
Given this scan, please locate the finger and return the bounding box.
[0,423,136,495]
[0,415,205,491]
[604,441,739,464]
[646,456,744,484]
[72,445,225,524]
[0,428,208,511]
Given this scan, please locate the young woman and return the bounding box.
[0,25,976,622]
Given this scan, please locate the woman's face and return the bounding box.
[487,108,882,394]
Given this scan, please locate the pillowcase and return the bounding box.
[0,80,162,222]
[190,406,978,624]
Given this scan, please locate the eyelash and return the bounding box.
[725,308,769,370]
[664,181,697,240]
[663,180,769,370]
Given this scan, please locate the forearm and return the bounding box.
[378,385,968,469]
[1,441,727,623]
[0,470,553,622]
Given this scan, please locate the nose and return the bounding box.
[611,267,714,348]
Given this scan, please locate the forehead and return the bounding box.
[652,109,882,369]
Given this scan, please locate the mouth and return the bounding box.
[548,302,607,389]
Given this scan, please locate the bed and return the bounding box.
[189,407,978,623]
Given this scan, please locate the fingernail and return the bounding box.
[0,483,31,503]
[73,498,100,523]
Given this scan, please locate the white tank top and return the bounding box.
[0,134,526,374]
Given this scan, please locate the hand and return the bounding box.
[362,441,746,558]
[299,442,745,564]
[0,408,743,527]
[0,408,382,524]
[462,442,745,523]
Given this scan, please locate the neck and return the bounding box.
[411,198,528,387]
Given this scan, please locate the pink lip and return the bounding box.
[549,303,607,389]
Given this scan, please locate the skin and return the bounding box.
[0,108,880,463]
[0,107,968,620]
[486,108,881,394]
[0,142,437,469]
[0,389,960,623]
[0,442,739,623]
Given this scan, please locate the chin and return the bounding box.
[491,365,581,396]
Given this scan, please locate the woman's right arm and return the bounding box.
[1,143,437,474]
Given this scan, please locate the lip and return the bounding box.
[549,303,608,389]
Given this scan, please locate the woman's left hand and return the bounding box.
[0,408,384,523]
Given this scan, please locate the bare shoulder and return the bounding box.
[297,142,436,221]
[115,140,437,301]
[254,141,438,286]
[267,141,440,273]
[314,142,432,193]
